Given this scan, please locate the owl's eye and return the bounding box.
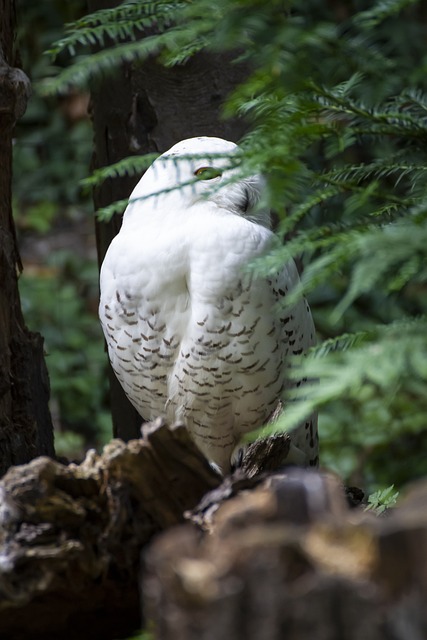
[194,167,222,180]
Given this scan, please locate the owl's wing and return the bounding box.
[269,258,316,354]
[267,258,319,467]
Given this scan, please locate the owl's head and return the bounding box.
[126,136,270,227]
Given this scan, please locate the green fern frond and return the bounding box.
[272,316,427,433]
[96,199,129,222]
[81,154,159,190]
[277,186,342,235]
[354,0,419,29]
[40,36,166,94]
[160,36,208,66]
[398,89,427,115]
[314,86,427,137]
[333,220,427,318]
[310,331,373,357]
[47,1,184,57]
[323,163,427,190]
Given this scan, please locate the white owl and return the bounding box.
[99,136,318,473]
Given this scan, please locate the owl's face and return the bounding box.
[128,136,270,227]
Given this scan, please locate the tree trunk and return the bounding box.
[88,0,249,440]
[0,0,54,476]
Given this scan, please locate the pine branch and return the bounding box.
[47,1,184,57]
[270,316,427,433]
[354,0,419,29]
[81,154,159,190]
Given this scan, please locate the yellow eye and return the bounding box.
[194,166,222,180]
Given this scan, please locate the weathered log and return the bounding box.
[3,414,427,640]
[143,471,427,640]
[0,418,220,639]
[240,432,291,478]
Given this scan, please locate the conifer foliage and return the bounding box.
[45,0,427,490]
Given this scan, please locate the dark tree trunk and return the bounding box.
[0,0,54,475]
[88,0,249,440]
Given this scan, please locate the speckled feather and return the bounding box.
[99,137,318,473]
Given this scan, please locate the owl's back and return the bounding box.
[100,202,317,473]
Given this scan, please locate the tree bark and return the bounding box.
[143,472,427,640]
[0,0,54,476]
[0,419,221,639]
[88,0,249,440]
[1,418,427,640]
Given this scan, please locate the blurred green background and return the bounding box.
[12,0,427,500]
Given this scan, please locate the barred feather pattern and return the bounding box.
[99,137,318,473]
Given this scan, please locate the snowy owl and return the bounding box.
[99,136,318,473]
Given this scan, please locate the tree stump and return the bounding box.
[143,470,427,640]
[0,419,220,639]
[1,417,427,640]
